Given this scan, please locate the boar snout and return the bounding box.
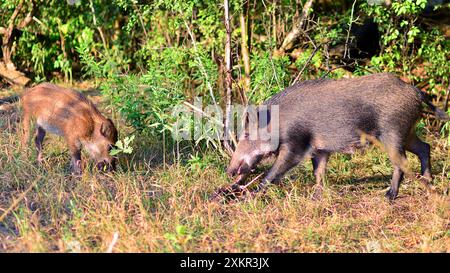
[227,160,251,177]
[97,158,116,172]
[226,166,237,177]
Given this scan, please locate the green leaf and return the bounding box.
[109,149,121,156]
[176,225,187,235]
[60,23,70,35]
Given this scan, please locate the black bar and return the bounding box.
[0,253,446,272]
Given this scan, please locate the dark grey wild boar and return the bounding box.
[226,73,449,200]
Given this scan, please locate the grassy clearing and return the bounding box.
[0,89,449,253]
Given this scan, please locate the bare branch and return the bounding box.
[7,0,25,32]
[292,43,322,84]
[223,0,234,155]
[275,0,314,56]
[17,0,36,29]
[89,0,108,51]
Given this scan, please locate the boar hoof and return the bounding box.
[37,154,44,164]
[70,160,83,176]
[385,189,397,201]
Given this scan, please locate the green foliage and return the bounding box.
[1,0,131,81]
[164,225,193,252]
[1,0,448,146]
[415,29,450,95]
[295,49,323,76]
[440,110,450,144]
[110,135,135,156]
[76,27,130,81]
[362,0,449,91]
[30,43,48,82]
[101,47,188,135]
[186,152,224,172]
[76,28,103,79]
[249,53,291,104]
[54,54,73,83]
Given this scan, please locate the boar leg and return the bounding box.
[20,110,31,150]
[311,152,330,199]
[386,149,406,200]
[405,134,432,181]
[68,141,82,175]
[34,126,46,163]
[258,146,308,190]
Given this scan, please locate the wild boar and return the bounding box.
[20,83,118,174]
[226,73,449,200]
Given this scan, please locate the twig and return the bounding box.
[89,0,108,51]
[106,231,119,253]
[133,4,148,40]
[277,0,314,55]
[239,173,264,190]
[292,43,322,84]
[344,0,358,59]
[223,0,234,155]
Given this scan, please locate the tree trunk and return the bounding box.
[0,61,30,86]
[272,0,277,44]
[223,0,234,154]
[274,0,314,57]
[1,0,25,69]
[240,8,251,96]
[0,0,34,86]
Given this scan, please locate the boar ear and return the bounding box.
[100,118,118,141]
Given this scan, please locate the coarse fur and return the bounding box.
[20,83,118,174]
[227,73,449,200]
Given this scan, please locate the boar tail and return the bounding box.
[415,87,450,121]
[0,95,19,105]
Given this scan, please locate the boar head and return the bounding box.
[226,107,279,184]
[85,118,119,172]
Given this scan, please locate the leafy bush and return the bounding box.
[362,0,449,93]
[249,52,291,104]
[101,70,185,137]
[76,27,130,81]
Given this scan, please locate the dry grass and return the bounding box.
[0,89,449,253]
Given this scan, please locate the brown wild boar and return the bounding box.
[20,83,118,174]
[226,73,449,200]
